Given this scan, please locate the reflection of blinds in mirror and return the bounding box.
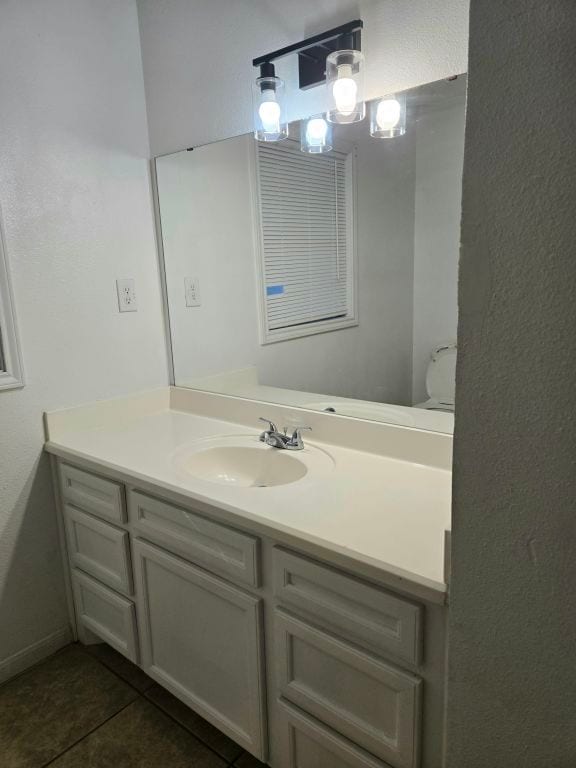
[257,142,350,332]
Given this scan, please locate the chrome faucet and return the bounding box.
[258,418,311,451]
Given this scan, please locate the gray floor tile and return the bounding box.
[49,698,227,768]
[0,644,137,768]
[84,643,154,693]
[234,753,268,767]
[145,683,243,762]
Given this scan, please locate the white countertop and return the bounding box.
[45,388,452,603]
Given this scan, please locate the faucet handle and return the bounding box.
[289,426,312,449]
[258,417,279,434]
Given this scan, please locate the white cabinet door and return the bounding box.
[273,548,422,666]
[71,569,139,662]
[60,463,126,524]
[129,490,260,586]
[133,539,267,760]
[64,505,133,595]
[275,611,421,768]
[277,700,391,768]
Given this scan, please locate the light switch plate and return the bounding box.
[116,278,137,312]
[184,276,201,307]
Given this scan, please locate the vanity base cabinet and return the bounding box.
[54,459,447,768]
[132,538,268,761]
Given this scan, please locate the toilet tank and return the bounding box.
[426,343,457,405]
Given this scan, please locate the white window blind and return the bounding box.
[256,141,355,341]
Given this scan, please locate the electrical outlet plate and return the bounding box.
[116,278,137,312]
[184,276,201,307]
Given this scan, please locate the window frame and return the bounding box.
[0,209,24,390]
[250,138,359,346]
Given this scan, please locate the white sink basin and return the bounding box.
[171,435,333,489]
[183,446,306,487]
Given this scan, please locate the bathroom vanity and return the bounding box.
[45,387,451,768]
[43,61,464,768]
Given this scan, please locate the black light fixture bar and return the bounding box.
[252,19,363,68]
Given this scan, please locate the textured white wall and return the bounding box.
[412,102,465,404]
[157,138,263,386]
[446,0,576,764]
[0,0,168,669]
[136,0,470,156]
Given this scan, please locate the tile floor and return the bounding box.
[0,643,267,768]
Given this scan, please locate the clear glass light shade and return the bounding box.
[326,49,365,124]
[370,93,407,138]
[300,116,333,154]
[252,76,289,142]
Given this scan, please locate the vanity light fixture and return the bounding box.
[300,116,333,154]
[252,20,364,142]
[370,93,407,138]
[252,62,289,142]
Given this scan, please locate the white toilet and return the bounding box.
[416,342,457,412]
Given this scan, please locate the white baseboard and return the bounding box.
[0,626,73,684]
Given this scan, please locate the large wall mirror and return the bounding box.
[156,75,466,433]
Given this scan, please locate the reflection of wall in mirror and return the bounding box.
[159,130,416,405]
[159,97,464,408]
[158,138,261,385]
[412,103,465,404]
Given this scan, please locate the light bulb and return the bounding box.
[301,116,332,153]
[306,118,328,143]
[332,64,358,116]
[376,98,401,130]
[258,90,281,133]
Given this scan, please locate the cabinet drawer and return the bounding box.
[129,490,260,587]
[60,463,125,524]
[71,569,138,663]
[64,505,133,595]
[278,700,392,768]
[133,539,267,759]
[273,549,422,666]
[276,611,421,768]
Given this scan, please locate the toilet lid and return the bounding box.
[426,343,457,404]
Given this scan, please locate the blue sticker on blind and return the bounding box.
[266,285,285,296]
